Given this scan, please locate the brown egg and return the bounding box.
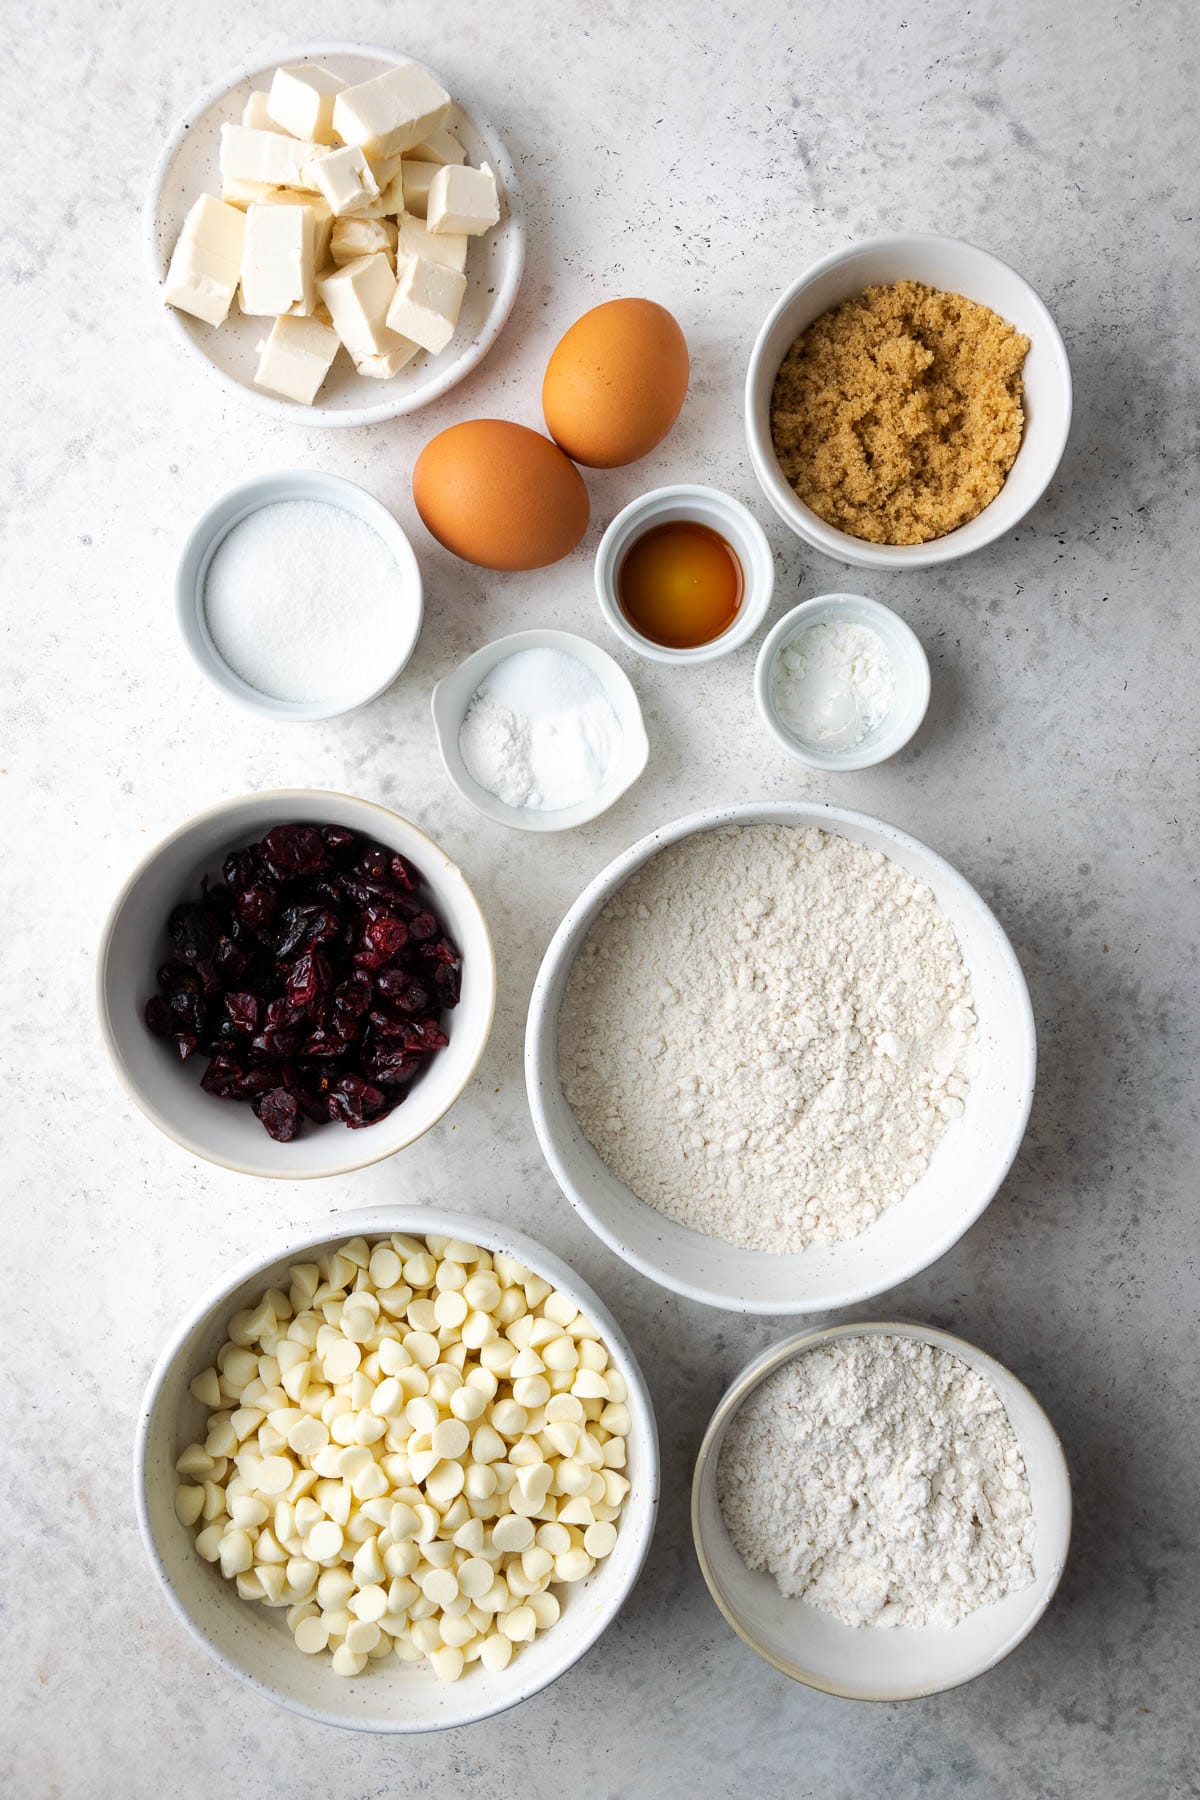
[412,420,590,571]
[542,298,690,469]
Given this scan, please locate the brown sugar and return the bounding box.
[770,280,1030,545]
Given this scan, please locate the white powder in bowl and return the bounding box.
[772,620,895,748]
[717,1335,1036,1629]
[558,824,977,1253]
[458,647,622,813]
[203,499,413,705]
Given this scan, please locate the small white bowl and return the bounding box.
[755,594,930,771]
[177,469,423,722]
[525,803,1035,1313]
[96,790,495,1179]
[135,1204,659,1732]
[430,630,649,833]
[745,234,1072,570]
[594,485,774,664]
[692,1320,1071,1699]
[145,41,525,427]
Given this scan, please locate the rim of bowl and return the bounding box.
[176,469,424,722]
[753,594,931,772]
[143,40,526,429]
[94,789,497,1178]
[744,232,1073,570]
[133,1202,661,1732]
[525,801,1036,1312]
[691,1317,1073,1699]
[430,629,651,833]
[594,484,775,664]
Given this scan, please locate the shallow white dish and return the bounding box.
[745,233,1072,570]
[692,1319,1071,1699]
[96,790,495,1178]
[594,485,774,664]
[145,41,525,426]
[525,802,1035,1313]
[754,594,930,771]
[430,630,650,833]
[177,469,423,721]
[135,1204,659,1732]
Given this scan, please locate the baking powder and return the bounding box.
[772,620,894,747]
[458,647,622,812]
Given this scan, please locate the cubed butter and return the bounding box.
[398,213,467,273]
[400,160,437,218]
[304,144,380,217]
[356,337,421,378]
[253,189,334,275]
[408,127,466,166]
[385,255,465,354]
[163,193,246,327]
[426,162,499,237]
[242,91,289,133]
[317,252,398,360]
[332,62,451,158]
[241,201,316,316]
[366,149,406,190]
[331,216,398,268]
[219,123,321,193]
[267,64,345,144]
[254,313,341,404]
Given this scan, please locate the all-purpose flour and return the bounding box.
[558,825,977,1253]
[717,1336,1036,1628]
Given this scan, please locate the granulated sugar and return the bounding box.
[717,1335,1036,1629]
[558,824,976,1254]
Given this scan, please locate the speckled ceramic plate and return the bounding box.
[144,41,525,426]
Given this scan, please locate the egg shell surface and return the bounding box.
[412,420,591,571]
[542,298,690,469]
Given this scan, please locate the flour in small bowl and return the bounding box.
[558,824,977,1254]
[716,1335,1036,1629]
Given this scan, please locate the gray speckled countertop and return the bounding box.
[4,2,1197,1795]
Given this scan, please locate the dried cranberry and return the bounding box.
[321,825,358,860]
[325,1073,387,1126]
[375,971,429,1012]
[224,991,260,1033]
[285,948,332,1010]
[255,1087,300,1142]
[261,824,328,879]
[145,995,171,1036]
[364,1046,423,1086]
[223,847,260,892]
[403,1019,449,1054]
[409,910,438,943]
[169,902,218,964]
[236,883,278,930]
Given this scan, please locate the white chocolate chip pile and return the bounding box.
[174,1233,630,1681]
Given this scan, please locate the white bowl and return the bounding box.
[145,41,525,427]
[754,594,930,772]
[96,790,495,1178]
[177,469,424,722]
[745,234,1072,570]
[692,1320,1071,1699]
[594,485,774,664]
[430,630,650,833]
[525,803,1035,1313]
[135,1205,659,1732]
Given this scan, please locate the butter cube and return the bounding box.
[267,64,345,144]
[385,255,465,354]
[317,252,398,360]
[426,162,499,237]
[254,313,341,404]
[219,123,321,192]
[242,91,289,133]
[398,213,467,273]
[332,62,451,158]
[331,216,398,268]
[163,194,246,327]
[400,161,436,218]
[408,127,466,166]
[356,337,421,378]
[254,188,334,275]
[241,202,316,316]
[366,149,406,190]
[304,144,380,217]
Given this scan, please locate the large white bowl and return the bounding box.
[692,1320,1071,1699]
[134,1206,659,1732]
[745,234,1072,570]
[525,803,1035,1313]
[145,41,525,427]
[96,790,495,1178]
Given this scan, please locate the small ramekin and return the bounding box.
[692,1319,1071,1700]
[754,594,931,771]
[430,629,649,833]
[594,484,774,664]
[176,469,423,722]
